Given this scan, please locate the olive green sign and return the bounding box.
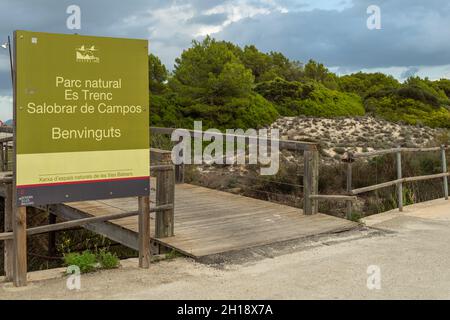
[15,31,149,206]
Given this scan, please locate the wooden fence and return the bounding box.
[149,127,321,215]
[0,126,176,286]
[342,145,449,218]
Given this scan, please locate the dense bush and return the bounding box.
[367,96,450,128]
[256,78,364,117]
[149,37,450,130]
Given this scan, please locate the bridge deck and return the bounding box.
[56,183,357,258]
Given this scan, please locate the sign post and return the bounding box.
[15,30,149,205]
[13,31,150,285]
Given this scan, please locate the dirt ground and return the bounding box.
[2,198,450,300]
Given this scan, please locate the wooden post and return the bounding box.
[4,143,9,171]
[13,206,27,286]
[396,148,403,212]
[442,145,448,200]
[175,136,185,184]
[311,149,319,214]
[12,31,27,287]
[303,149,319,215]
[175,164,184,184]
[138,196,150,268]
[303,151,312,215]
[48,209,56,256]
[3,183,13,281]
[0,142,4,171]
[346,160,353,220]
[155,166,175,237]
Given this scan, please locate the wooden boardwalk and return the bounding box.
[55,183,357,258]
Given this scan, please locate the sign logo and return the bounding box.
[76,45,100,63]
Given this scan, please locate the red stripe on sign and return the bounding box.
[17,176,150,189]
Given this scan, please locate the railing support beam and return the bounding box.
[396,148,403,212]
[346,161,353,220]
[138,196,150,268]
[48,208,56,256]
[156,166,175,237]
[3,183,13,281]
[303,150,319,215]
[13,206,27,287]
[442,145,448,200]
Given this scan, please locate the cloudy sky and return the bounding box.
[0,0,449,120]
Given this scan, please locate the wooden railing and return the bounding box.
[150,149,175,238]
[341,145,449,218]
[0,158,176,287]
[149,127,321,215]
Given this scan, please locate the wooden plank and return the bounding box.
[312,150,319,214]
[48,209,56,256]
[346,161,353,219]
[161,212,346,243]
[351,172,450,195]
[174,209,301,232]
[13,206,27,287]
[52,204,140,250]
[174,205,300,225]
[3,183,13,281]
[168,218,355,248]
[396,149,403,212]
[0,126,13,133]
[28,210,139,235]
[0,142,4,172]
[351,179,399,194]
[138,196,150,268]
[353,146,444,158]
[442,146,448,200]
[160,214,356,257]
[0,136,13,144]
[303,150,318,214]
[11,32,24,287]
[155,167,175,238]
[310,194,357,201]
[27,204,171,235]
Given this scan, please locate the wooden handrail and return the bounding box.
[150,126,318,151]
[342,144,449,218]
[351,172,450,195]
[351,146,447,159]
[309,194,357,201]
[0,126,13,133]
[0,136,13,143]
[0,204,173,241]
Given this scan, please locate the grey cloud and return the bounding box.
[401,67,420,79]
[0,0,449,96]
[187,13,228,25]
[216,0,450,69]
[0,0,174,93]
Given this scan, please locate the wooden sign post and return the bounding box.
[11,30,151,286]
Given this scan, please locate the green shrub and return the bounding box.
[97,249,120,269]
[256,79,364,117]
[367,96,450,128]
[165,249,183,260]
[64,249,120,273]
[64,250,97,273]
[349,212,363,222]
